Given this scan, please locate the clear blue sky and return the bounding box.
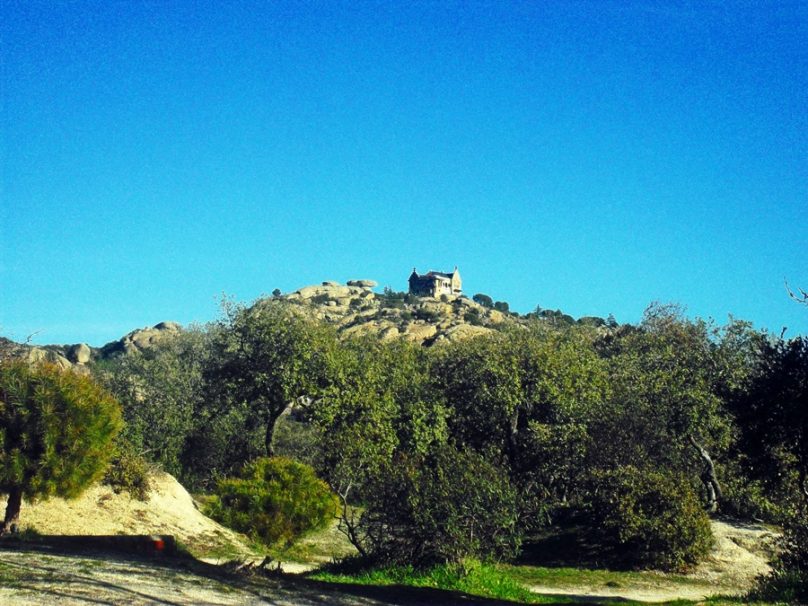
[2,1,806,346]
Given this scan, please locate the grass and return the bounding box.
[500,563,715,590]
[309,559,712,604]
[309,558,791,605]
[312,560,550,603]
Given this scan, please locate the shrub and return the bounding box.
[752,512,808,603]
[356,445,521,565]
[472,294,493,308]
[584,466,713,570]
[102,437,153,501]
[205,457,336,547]
[0,361,123,532]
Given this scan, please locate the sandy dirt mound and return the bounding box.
[0,472,254,560]
[692,518,778,586]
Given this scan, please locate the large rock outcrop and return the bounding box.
[279,279,515,347]
[99,321,182,357]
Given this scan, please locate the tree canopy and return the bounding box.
[0,361,122,533]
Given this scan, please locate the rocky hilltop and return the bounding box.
[0,279,526,368]
[0,321,183,371]
[279,279,515,346]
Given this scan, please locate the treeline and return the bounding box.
[94,298,807,592]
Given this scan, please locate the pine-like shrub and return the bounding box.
[0,360,123,532]
[205,456,336,546]
[585,466,713,570]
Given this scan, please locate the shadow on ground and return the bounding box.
[0,540,595,605]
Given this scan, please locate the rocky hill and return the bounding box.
[0,321,183,371]
[1,281,525,366]
[279,279,516,346]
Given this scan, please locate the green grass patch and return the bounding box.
[312,560,544,603]
[309,559,778,605]
[500,563,707,590]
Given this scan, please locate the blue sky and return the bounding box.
[2,1,806,346]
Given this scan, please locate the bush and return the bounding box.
[752,512,808,603]
[205,457,336,547]
[0,361,123,532]
[102,437,152,501]
[356,445,521,565]
[584,466,713,570]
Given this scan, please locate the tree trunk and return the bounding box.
[264,402,296,457]
[689,436,722,513]
[799,465,808,511]
[507,407,520,466]
[0,487,22,535]
[265,414,278,457]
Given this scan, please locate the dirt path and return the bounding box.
[524,519,779,603]
[0,547,527,606]
[0,474,780,604]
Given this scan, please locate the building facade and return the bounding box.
[408,267,462,297]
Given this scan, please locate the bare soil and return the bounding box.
[0,475,781,604]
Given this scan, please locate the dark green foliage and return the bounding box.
[271,414,321,468]
[493,301,510,313]
[528,308,575,325]
[472,293,493,308]
[207,299,339,457]
[379,288,412,309]
[584,466,713,571]
[0,361,123,528]
[588,305,736,511]
[577,316,606,327]
[205,456,336,547]
[356,445,521,565]
[752,511,808,603]
[431,326,606,515]
[181,398,264,490]
[732,336,808,510]
[313,337,446,506]
[413,307,440,322]
[463,307,484,326]
[95,328,209,479]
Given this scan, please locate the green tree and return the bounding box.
[591,304,737,511]
[733,336,808,509]
[431,326,607,515]
[0,361,122,533]
[208,299,339,457]
[356,444,521,564]
[311,337,447,549]
[494,301,510,313]
[472,293,493,308]
[95,327,210,479]
[585,466,713,570]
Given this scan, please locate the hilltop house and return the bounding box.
[408,267,462,297]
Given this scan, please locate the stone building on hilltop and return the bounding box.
[408,267,462,298]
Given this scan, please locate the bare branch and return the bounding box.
[25,330,43,345]
[785,279,808,306]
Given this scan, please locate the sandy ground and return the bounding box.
[0,472,256,561]
[0,475,781,604]
[526,519,779,603]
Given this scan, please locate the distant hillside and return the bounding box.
[277,279,516,346]
[0,279,615,366]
